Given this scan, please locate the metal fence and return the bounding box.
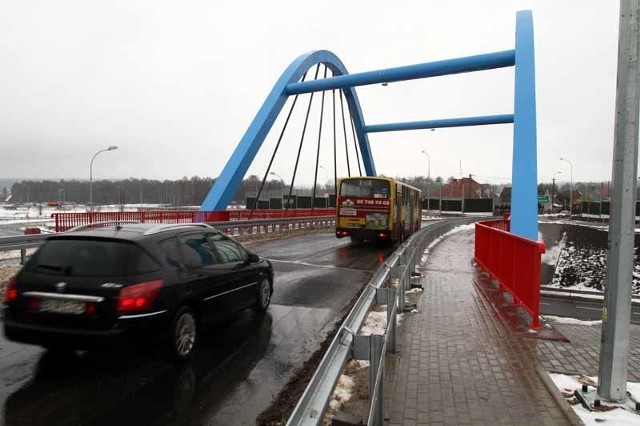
[286,217,480,426]
[474,218,545,328]
[51,209,336,232]
[0,216,336,264]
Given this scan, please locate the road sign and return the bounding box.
[537,195,549,203]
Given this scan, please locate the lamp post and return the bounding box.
[318,165,329,186]
[90,145,118,211]
[552,171,562,212]
[269,171,285,187]
[559,157,573,213]
[421,150,431,211]
[270,172,287,209]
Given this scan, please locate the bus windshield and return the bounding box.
[340,179,390,199]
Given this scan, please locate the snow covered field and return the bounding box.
[539,222,640,296]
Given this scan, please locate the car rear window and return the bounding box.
[25,238,160,277]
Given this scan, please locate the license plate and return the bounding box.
[347,223,360,228]
[40,299,85,315]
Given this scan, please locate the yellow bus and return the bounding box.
[335,177,421,242]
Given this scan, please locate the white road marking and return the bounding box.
[268,258,365,272]
[576,306,602,312]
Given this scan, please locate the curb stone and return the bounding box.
[535,366,585,426]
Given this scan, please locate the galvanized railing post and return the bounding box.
[355,333,386,425]
[397,250,406,313]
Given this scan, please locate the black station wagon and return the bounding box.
[4,223,274,360]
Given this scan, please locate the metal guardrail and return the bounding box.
[0,216,335,263]
[286,217,481,426]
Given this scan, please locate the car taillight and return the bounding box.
[86,302,97,315]
[5,276,18,303]
[117,280,163,313]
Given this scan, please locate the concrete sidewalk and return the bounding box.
[383,228,626,425]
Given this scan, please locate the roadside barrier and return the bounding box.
[474,218,546,328]
[0,216,335,264]
[51,209,335,232]
[287,217,480,426]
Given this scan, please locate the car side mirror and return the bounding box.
[247,253,260,263]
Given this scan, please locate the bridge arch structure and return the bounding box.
[200,10,538,240]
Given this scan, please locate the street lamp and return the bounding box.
[269,171,285,187]
[90,145,118,210]
[270,172,288,208]
[552,171,562,211]
[421,150,431,212]
[420,150,431,180]
[318,165,329,182]
[559,157,573,213]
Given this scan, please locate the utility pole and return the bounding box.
[598,0,640,402]
[551,177,556,211]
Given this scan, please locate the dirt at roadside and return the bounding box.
[0,265,21,302]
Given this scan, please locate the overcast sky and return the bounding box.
[0,0,621,186]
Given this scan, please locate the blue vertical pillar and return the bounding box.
[511,10,538,240]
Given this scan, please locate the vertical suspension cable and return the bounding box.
[250,71,309,218]
[346,100,363,176]
[339,90,351,177]
[312,66,329,212]
[350,116,363,176]
[286,64,321,213]
[332,87,337,198]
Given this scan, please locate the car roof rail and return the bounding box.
[66,220,141,233]
[142,222,216,235]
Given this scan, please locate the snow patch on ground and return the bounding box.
[549,373,640,426]
[359,311,387,336]
[328,374,356,411]
[545,315,602,326]
[542,232,565,266]
[422,223,475,260]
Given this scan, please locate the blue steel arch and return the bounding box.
[201,11,538,241]
[199,50,375,211]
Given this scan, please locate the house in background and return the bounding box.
[440,175,493,199]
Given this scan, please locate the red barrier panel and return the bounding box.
[474,219,545,329]
[51,209,335,232]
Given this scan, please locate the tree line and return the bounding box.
[6,175,614,208]
[8,176,285,206]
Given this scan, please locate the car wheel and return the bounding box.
[171,307,197,361]
[253,277,272,313]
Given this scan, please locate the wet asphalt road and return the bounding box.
[540,296,640,324]
[0,231,396,426]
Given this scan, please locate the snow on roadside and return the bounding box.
[548,373,640,426]
[359,310,387,336]
[420,223,475,263]
[544,315,602,326]
[542,232,565,266]
[0,265,21,301]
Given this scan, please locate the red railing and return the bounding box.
[474,218,545,329]
[51,209,336,232]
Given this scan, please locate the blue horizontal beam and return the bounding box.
[286,50,515,95]
[364,114,514,133]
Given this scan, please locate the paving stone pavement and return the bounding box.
[385,229,575,425]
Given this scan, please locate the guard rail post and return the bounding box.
[376,287,397,353]
[353,333,386,425]
[397,249,406,313]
